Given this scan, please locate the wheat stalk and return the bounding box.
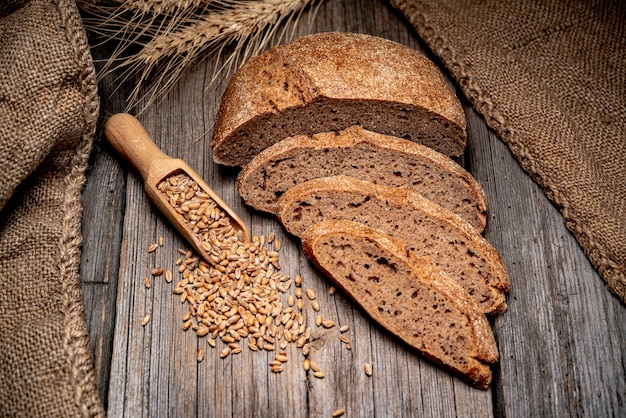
[80,0,320,112]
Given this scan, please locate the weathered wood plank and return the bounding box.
[465,105,626,417]
[80,37,135,408]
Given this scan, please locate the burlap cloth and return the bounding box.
[0,0,624,416]
[391,0,626,302]
[0,0,104,416]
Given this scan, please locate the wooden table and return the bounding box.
[79,0,626,416]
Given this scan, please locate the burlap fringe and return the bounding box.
[56,0,105,416]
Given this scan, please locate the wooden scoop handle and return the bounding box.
[104,113,170,182]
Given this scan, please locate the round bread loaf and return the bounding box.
[212,32,467,166]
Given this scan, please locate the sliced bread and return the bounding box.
[277,175,509,315]
[301,219,498,389]
[211,32,467,166]
[237,125,488,232]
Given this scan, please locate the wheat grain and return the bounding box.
[364,363,373,376]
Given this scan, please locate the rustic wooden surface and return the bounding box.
[79,0,626,416]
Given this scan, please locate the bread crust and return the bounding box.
[238,125,487,231]
[212,32,467,166]
[277,175,509,314]
[301,219,498,389]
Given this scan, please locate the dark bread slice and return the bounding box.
[237,125,487,232]
[301,219,498,389]
[212,32,466,167]
[277,175,509,315]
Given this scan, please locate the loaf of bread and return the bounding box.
[301,219,498,389]
[212,32,467,167]
[237,125,487,232]
[277,175,509,315]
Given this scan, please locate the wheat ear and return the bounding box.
[115,0,213,15]
[127,0,317,110]
[79,0,319,111]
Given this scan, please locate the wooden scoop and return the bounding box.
[104,113,250,265]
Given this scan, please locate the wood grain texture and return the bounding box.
[80,0,626,416]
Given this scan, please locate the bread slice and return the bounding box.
[277,175,509,315]
[237,125,487,232]
[212,32,467,166]
[301,219,498,389]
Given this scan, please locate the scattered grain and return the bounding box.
[301,344,310,356]
[165,270,173,282]
[322,319,335,329]
[332,408,345,417]
[339,325,349,333]
[305,289,316,300]
[148,243,159,253]
[196,326,209,337]
[151,267,164,276]
[295,336,306,348]
[364,363,373,376]
[141,315,151,326]
[328,285,336,295]
[144,277,151,288]
[313,371,324,379]
[197,348,205,362]
[311,300,320,312]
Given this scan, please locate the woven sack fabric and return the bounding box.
[0,0,104,416]
[391,0,626,303]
